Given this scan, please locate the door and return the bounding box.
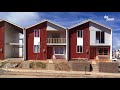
[47,47,53,59]
[90,47,96,59]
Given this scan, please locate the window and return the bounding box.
[55,47,64,54]
[34,45,40,53]
[104,48,108,55]
[76,45,83,53]
[34,29,40,37]
[98,48,108,55]
[77,30,83,38]
[98,48,103,55]
[96,31,105,43]
[52,33,60,38]
[101,32,105,43]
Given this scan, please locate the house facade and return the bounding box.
[0,19,112,61]
[25,20,68,60]
[0,20,24,60]
[69,20,112,60]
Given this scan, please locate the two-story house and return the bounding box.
[69,19,112,61]
[25,19,112,61]
[25,20,68,60]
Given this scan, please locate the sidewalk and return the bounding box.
[1,68,120,78]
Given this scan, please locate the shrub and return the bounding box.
[0,61,8,68]
[36,62,47,68]
[29,62,47,69]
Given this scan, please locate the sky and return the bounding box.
[0,12,119,50]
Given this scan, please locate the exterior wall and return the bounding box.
[46,22,65,31]
[0,22,5,60]
[69,22,90,60]
[90,46,110,60]
[23,29,26,60]
[95,46,110,60]
[47,45,66,59]
[26,22,47,60]
[5,23,19,58]
[89,22,111,46]
[66,29,68,60]
[110,30,112,60]
[47,30,66,38]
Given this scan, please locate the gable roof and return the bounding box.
[0,19,23,29]
[68,19,112,30]
[26,19,66,30]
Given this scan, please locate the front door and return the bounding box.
[90,47,96,59]
[47,47,53,59]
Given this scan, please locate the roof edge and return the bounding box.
[68,19,112,30]
[0,19,23,29]
[26,19,66,30]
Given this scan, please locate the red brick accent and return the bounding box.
[69,22,90,60]
[26,22,47,60]
[0,22,5,60]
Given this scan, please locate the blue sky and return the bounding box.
[0,12,119,50]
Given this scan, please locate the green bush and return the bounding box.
[0,61,8,68]
[29,62,35,68]
[29,62,47,69]
[36,62,47,68]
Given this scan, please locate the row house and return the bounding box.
[0,19,112,61]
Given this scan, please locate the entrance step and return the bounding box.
[92,63,99,72]
[47,64,55,70]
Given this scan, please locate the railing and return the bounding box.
[47,38,66,44]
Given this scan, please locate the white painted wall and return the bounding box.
[23,29,26,60]
[34,37,40,45]
[89,22,111,46]
[89,22,112,60]
[46,22,65,31]
[77,38,83,45]
[5,23,19,58]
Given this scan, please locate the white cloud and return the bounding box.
[0,12,40,27]
[104,15,115,21]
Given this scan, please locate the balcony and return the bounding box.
[47,38,66,45]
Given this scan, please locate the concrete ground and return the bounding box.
[0,68,120,78]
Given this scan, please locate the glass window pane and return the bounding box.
[104,48,108,55]
[80,46,82,52]
[96,31,100,43]
[77,46,80,52]
[101,32,104,43]
[55,47,64,54]
[80,31,82,38]
[98,48,103,55]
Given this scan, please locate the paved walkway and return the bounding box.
[0,68,120,78]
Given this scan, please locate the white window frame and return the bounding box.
[34,29,40,37]
[96,31,105,44]
[77,30,83,38]
[34,45,40,53]
[76,45,83,53]
[54,46,65,55]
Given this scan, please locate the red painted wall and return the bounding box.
[26,22,47,60]
[0,22,5,60]
[69,22,90,60]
